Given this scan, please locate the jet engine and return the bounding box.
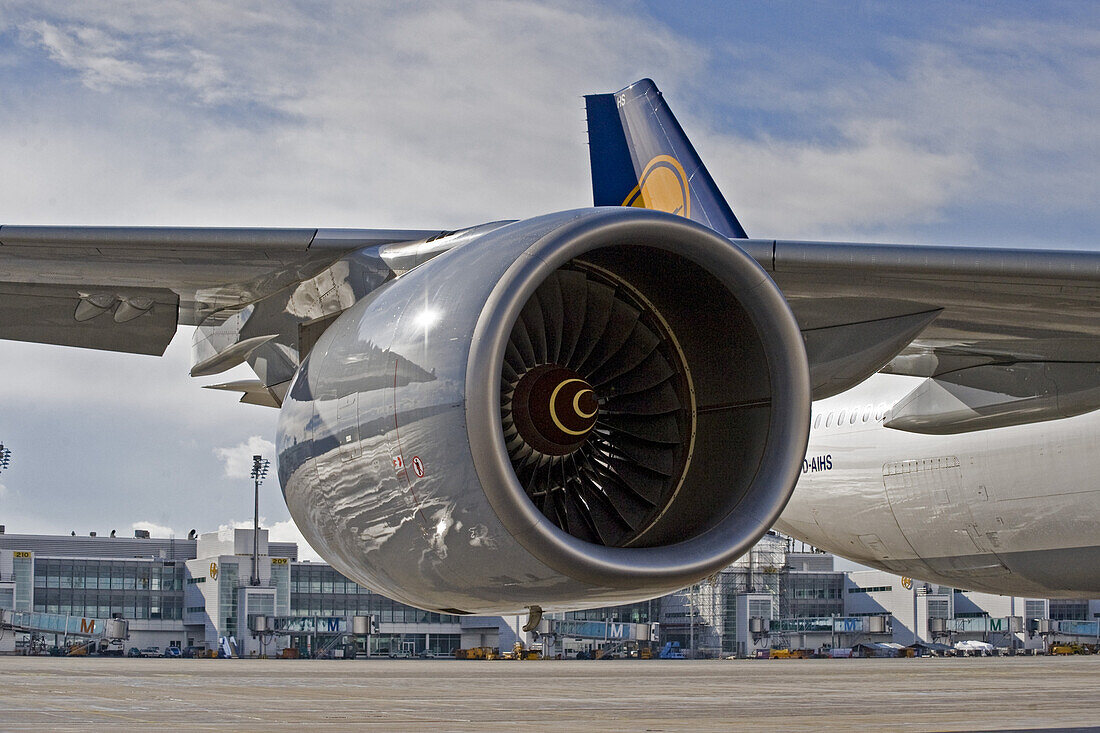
[277,207,809,613]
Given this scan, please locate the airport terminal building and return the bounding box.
[3,526,1098,657]
[0,527,465,657]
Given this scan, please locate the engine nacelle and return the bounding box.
[277,208,809,613]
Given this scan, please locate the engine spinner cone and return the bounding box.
[512,364,598,456]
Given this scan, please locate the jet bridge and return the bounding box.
[1,609,128,652]
[534,618,659,658]
[249,614,377,658]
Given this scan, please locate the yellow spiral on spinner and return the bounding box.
[550,379,597,435]
[573,389,597,419]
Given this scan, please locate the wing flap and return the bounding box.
[885,362,1100,434]
[0,282,179,355]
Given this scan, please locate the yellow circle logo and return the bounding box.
[621,155,690,218]
[210,562,218,580]
[901,577,912,590]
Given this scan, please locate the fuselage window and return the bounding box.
[826,412,834,428]
[814,413,822,430]
[862,405,872,422]
[849,410,858,425]
[838,409,847,425]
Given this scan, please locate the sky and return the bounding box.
[0,1,1098,560]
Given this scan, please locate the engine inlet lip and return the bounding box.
[466,207,810,590]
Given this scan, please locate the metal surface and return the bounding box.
[279,207,810,613]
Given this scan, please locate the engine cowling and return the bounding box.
[277,208,809,613]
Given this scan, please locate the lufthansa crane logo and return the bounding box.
[901,577,912,590]
[210,562,218,580]
[622,154,691,218]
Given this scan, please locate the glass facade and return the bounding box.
[563,600,656,624]
[290,564,460,624]
[31,558,183,619]
[218,563,239,631]
[1049,599,1089,621]
[369,632,461,656]
[13,554,32,611]
[271,561,290,616]
[782,572,844,618]
[1025,599,1047,620]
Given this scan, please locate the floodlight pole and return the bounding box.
[0,443,11,475]
[250,455,270,587]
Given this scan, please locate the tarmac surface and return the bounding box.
[1,656,1099,732]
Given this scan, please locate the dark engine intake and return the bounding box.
[278,208,809,614]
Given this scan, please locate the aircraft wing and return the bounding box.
[0,225,439,356]
[739,238,1100,434]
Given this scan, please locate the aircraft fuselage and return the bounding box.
[776,373,1100,597]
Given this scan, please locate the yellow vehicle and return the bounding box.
[454,646,499,660]
[67,642,90,656]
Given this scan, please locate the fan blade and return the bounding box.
[586,320,660,387]
[601,413,683,444]
[509,323,537,370]
[598,350,675,395]
[591,431,678,476]
[519,296,548,365]
[568,280,616,370]
[577,298,639,375]
[536,273,565,364]
[556,269,588,366]
[602,381,682,415]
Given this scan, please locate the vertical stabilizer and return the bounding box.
[585,79,747,238]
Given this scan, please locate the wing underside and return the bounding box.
[0,225,439,356]
[739,238,1100,433]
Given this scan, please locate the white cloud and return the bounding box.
[131,520,175,538]
[703,20,1100,240]
[266,518,322,562]
[213,435,275,479]
[217,517,321,561]
[22,20,151,91]
[706,122,974,239]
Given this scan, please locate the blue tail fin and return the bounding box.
[584,79,747,239]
